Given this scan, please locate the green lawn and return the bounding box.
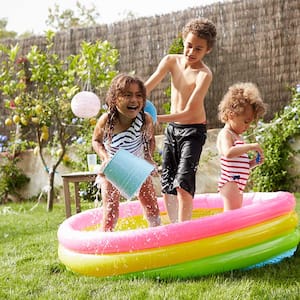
[1,194,299,300]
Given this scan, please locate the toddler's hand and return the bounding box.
[251,151,264,168]
[256,151,264,165]
[255,152,261,164]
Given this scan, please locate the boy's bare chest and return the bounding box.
[172,68,198,89]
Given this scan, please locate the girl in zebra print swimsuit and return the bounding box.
[92,74,160,231]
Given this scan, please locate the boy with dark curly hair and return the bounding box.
[145,18,217,223]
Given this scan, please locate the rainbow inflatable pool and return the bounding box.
[57,192,299,279]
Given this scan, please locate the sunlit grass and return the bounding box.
[0,195,299,300]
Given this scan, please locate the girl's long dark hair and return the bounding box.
[104,73,151,156]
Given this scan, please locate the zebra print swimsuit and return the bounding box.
[104,112,144,158]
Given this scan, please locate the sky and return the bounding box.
[1,0,221,34]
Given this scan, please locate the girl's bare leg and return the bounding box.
[138,177,161,227]
[219,182,243,211]
[100,180,120,231]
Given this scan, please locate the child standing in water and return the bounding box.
[92,74,161,231]
[217,82,267,211]
[145,18,217,223]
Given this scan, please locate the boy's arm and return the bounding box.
[144,113,156,157]
[145,55,172,95]
[144,113,158,174]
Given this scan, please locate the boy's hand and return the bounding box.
[145,156,159,177]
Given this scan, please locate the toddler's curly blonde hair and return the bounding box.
[218,82,267,123]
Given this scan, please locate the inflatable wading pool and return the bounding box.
[57,192,300,279]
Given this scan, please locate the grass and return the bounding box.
[1,195,300,300]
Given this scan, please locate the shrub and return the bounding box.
[0,156,30,203]
[163,35,184,114]
[248,85,300,192]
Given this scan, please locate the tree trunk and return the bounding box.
[47,168,55,212]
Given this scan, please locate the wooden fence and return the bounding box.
[0,0,299,134]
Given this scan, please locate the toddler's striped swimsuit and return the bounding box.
[218,139,250,193]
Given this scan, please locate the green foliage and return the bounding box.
[0,156,30,203]
[0,34,118,161]
[153,149,162,166]
[168,34,183,54]
[162,101,171,115]
[162,35,184,115]
[67,41,118,172]
[248,86,300,192]
[75,40,119,94]
[0,32,119,209]
[46,1,100,31]
[79,181,99,203]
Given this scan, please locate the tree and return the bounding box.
[0,31,119,210]
[46,1,100,31]
[0,18,34,39]
[0,18,17,40]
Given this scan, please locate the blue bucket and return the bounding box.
[103,149,154,199]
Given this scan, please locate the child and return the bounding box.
[217,82,267,211]
[92,73,161,231]
[145,18,217,223]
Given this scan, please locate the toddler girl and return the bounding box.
[217,82,267,211]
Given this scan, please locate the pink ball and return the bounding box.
[71,91,101,118]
